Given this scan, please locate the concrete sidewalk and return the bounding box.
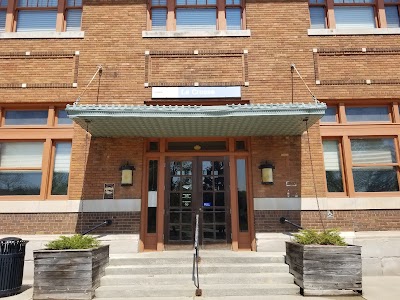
[6,276,400,300]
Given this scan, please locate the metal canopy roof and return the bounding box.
[66,102,326,137]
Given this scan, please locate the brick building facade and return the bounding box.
[1,0,400,251]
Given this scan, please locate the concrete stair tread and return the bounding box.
[100,272,294,286]
[110,251,285,258]
[95,297,304,300]
[97,283,298,290]
[107,262,287,268]
[102,273,292,278]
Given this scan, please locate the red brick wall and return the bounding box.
[255,210,400,233]
[0,212,140,234]
[69,137,144,200]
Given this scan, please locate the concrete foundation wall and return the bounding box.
[256,231,400,276]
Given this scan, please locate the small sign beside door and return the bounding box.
[103,183,115,199]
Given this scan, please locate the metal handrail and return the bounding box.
[82,219,113,235]
[279,217,303,229]
[193,213,202,296]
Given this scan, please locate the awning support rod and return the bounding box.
[290,63,319,104]
[74,65,103,105]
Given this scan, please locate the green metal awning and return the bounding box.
[66,102,326,137]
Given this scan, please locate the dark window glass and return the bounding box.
[353,167,399,192]
[322,140,344,192]
[320,107,337,123]
[57,110,73,125]
[0,171,42,195]
[148,160,158,191]
[351,138,399,192]
[149,142,159,152]
[235,140,246,150]
[346,107,390,122]
[147,160,158,233]
[51,142,71,195]
[237,159,248,231]
[5,110,48,125]
[168,141,227,151]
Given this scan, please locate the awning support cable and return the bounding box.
[79,120,91,234]
[74,65,103,105]
[304,118,326,231]
[291,64,319,104]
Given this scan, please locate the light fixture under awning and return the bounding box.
[66,102,326,137]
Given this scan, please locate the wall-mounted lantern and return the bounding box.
[258,161,275,185]
[120,162,135,186]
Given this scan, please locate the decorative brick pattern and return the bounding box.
[255,210,400,233]
[0,212,141,234]
[0,52,79,88]
[146,50,247,86]
[314,48,400,85]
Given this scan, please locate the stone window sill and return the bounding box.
[0,31,85,39]
[308,28,400,36]
[142,30,251,38]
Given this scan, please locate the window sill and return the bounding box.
[0,31,85,39]
[142,30,251,38]
[308,28,400,36]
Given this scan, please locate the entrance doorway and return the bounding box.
[164,157,231,249]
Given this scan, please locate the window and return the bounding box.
[351,138,399,192]
[345,107,390,122]
[322,140,344,192]
[149,0,244,31]
[0,0,7,32]
[1,0,82,32]
[0,106,73,199]
[51,142,72,195]
[57,109,73,125]
[309,0,327,29]
[385,0,400,27]
[320,106,337,122]
[309,0,399,29]
[16,0,58,32]
[320,102,400,196]
[334,0,376,29]
[65,0,82,31]
[4,110,48,125]
[0,142,43,195]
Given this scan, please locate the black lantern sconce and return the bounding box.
[258,161,275,185]
[120,161,135,186]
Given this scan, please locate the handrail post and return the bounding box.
[194,213,202,296]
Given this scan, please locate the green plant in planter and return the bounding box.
[45,234,100,250]
[293,229,346,246]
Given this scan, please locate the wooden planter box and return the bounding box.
[285,241,362,296]
[33,245,109,300]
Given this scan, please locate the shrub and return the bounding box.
[293,229,346,246]
[46,234,100,250]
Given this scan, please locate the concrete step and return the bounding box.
[95,284,299,298]
[100,273,294,286]
[105,263,289,275]
[109,254,284,266]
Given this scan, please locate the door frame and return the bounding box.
[139,137,255,252]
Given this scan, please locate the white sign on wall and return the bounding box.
[152,86,241,99]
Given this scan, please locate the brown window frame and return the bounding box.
[0,105,74,200]
[148,0,246,31]
[2,0,82,32]
[320,102,400,197]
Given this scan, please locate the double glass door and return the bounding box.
[165,157,231,248]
